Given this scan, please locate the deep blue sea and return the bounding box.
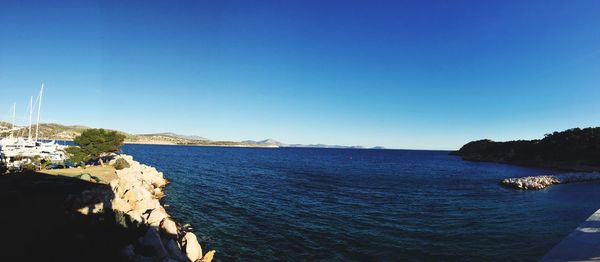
[122,144,600,261]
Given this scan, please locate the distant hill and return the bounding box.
[242,138,386,149]
[148,132,208,141]
[258,139,285,146]
[0,122,387,149]
[242,139,286,147]
[0,122,93,139]
[284,143,383,149]
[453,127,600,171]
[0,122,265,147]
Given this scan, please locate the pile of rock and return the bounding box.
[501,172,600,190]
[68,154,215,262]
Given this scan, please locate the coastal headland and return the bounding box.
[455,127,600,189]
[454,127,600,172]
[0,154,214,262]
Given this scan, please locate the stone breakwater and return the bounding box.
[67,154,215,262]
[501,172,600,190]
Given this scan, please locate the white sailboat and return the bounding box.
[0,83,67,167]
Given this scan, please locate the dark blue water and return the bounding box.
[122,145,600,261]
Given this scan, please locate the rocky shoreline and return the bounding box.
[501,172,600,190]
[67,154,214,262]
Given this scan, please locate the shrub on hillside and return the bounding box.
[113,158,130,170]
[21,162,37,171]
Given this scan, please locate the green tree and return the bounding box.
[67,129,126,163]
[66,147,88,164]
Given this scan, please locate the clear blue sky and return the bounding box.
[1,0,599,150]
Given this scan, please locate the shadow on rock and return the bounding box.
[0,154,215,262]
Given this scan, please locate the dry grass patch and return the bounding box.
[40,165,117,184]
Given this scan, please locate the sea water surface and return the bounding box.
[122,145,600,261]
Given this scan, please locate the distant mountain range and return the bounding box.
[0,122,386,149]
[242,139,386,149]
[241,139,286,147]
[140,132,208,141]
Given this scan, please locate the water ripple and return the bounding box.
[123,145,600,261]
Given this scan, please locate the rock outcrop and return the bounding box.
[501,172,600,190]
[454,127,600,172]
[183,232,203,262]
[67,154,215,261]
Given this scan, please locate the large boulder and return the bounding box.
[140,180,156,193]
[183,232,202,262]
[141,168,168,188]
[127,209,144,223]
[146,208,169,227]
[153,188,165,198]
[78,173,94,182]
[140,228,168,258]
[165,239,188,261]
[109,179,123,197]
[201,250,216,262]
[161,218,178,236]
[123,190,139,210]
[111,196,132,213]
[136,198,161,214]
[124,187,154,210]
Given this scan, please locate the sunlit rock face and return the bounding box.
[67,154,215,262]
[501,172,600,190]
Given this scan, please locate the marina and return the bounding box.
[0,84,67,168]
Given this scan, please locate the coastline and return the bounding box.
[451,154,600,190]
[0,153,214,261]
[62,154,215,261]
[124,141,279,148]
[454,154,600,173]
[46,138,279,148]
[453,128,600,173]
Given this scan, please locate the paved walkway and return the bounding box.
[542,209,600,261]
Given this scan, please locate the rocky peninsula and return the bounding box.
[67,154,215,262]
[0,154,214,261]
[454,127,600,189]
[453,127,600,172]
[500,172,600,190]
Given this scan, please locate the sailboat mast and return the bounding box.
[10,103,16,139]
[35,83,44,142]
[28,96,33,140]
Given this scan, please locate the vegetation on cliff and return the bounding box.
[66,129,126,163]
[454,127,600,171]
